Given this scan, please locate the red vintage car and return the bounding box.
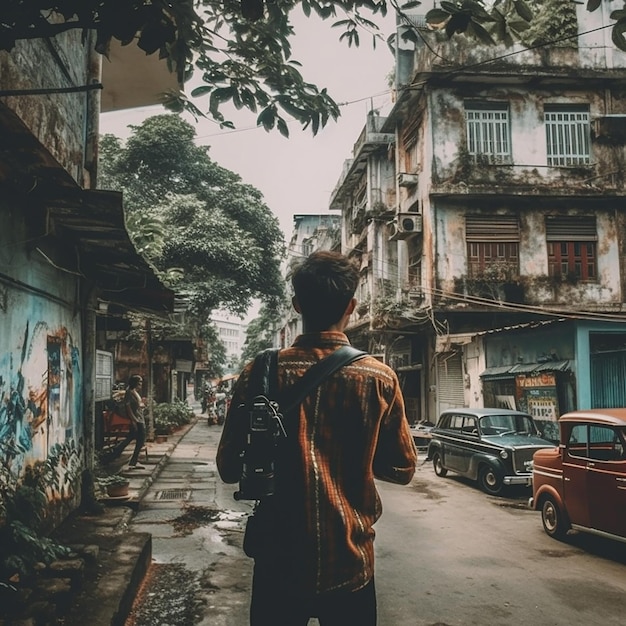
[530,408,626,543]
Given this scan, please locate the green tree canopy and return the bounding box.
[3,1,621,134]
[99,113,286,318]
[239,302,286,366]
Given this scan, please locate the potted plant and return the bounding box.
[97,474,130,498]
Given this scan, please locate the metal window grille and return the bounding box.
[545,109,590,166]
[465,106,510,162]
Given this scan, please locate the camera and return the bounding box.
[234,396,286,501]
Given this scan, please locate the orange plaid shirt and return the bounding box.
[216,332,417,594]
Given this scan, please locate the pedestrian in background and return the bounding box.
[217,250,417,625]
[110,374,146,469]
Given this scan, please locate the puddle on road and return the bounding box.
[170,505,246,536]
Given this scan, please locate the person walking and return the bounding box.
[216,250,417,626]
[110,374,146,470]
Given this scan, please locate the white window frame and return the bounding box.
[465,103,511,163]
[96,350,113,401]
[545,105,590,166]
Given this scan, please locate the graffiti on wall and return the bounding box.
[0,320,81,477]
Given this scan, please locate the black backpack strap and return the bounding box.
[249,348,279,397]
[281,345,367,414]
[249,345,366,412]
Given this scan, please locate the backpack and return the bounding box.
[234,345,366,502]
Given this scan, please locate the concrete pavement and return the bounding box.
[60,412,206,626]
[125,407,254,626]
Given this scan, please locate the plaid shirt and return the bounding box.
[216,331,417,594]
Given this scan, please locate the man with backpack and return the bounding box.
[216,250,417,626]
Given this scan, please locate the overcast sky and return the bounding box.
[100,8,397,239]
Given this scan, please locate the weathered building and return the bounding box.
[280,213,342,347]
[0,30,173,523]
[332,3,626,434]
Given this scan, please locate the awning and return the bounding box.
[481,360,572,380]
[0,103,174,316]
[44,186,174,315]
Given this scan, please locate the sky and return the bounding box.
[99,8,398,239]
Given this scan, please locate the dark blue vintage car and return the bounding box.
[427,408,555,496]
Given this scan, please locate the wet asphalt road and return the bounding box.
[126,411,626,626]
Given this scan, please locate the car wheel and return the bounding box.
[541,495,569,540]
[478,465,503,495]
[432,452,448,477]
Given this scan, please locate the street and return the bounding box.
[125,415,626,626]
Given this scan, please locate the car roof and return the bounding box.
[439,408,531,418]
[559,408,626,427]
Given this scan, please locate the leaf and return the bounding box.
[400,28,419,44]
[331,19,354,29]
[612,19,626,52]
[440,1,460,14]
[425,8,451,25]
[190,85,212,97]
[446,13,470,37]
[209,87,234,117]
[508,20,530,34]
[400,1,422,9]
[513,0,533,22]
[276,117,290,138]
[467,20,496,46]
[587,0,602,11]
[257,106,276,131]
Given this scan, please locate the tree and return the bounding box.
[99,113,286,318]
[5,1,620,135]
[239,302,286,366]
[199,322,227,380]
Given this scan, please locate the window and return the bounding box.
[567,424,626,461]
[544,104,590,166]
[466,215,519,278]
[465,102,511,163]
[545,216,597,281]
[404,137,419,172]
[96,350,113,401]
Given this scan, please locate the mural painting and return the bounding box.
[0,318,82,485]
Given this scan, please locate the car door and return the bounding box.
[586,425,626,537]
[443,414,466,472]
[562,423,591,528]
[457,415,479,473]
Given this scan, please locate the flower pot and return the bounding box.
[156,434,168,443]
[106,482,130,498]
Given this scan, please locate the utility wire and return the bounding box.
[286,243,626,325]
[105,17,617,145]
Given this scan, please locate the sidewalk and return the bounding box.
[2,411,204,626]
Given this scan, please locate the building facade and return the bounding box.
[330,2,626,435]
[0,29,173,524]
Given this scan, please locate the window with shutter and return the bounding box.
[545,216,597,281]
[465,215,520,277]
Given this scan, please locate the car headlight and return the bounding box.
[499,449,509,460]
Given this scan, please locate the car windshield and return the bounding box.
[478,414,537,436]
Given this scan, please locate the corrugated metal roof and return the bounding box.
[481,360,571,379]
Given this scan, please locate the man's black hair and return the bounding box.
[291,251,359,331]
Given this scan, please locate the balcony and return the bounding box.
[329,114,394,210]
[352,114,394,159]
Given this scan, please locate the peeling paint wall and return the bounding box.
[0,198,83,482]
[433,202,622,306]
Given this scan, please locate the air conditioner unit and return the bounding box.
[389,213,422,241]
[397,172,418,187]
[592,115,626,142]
